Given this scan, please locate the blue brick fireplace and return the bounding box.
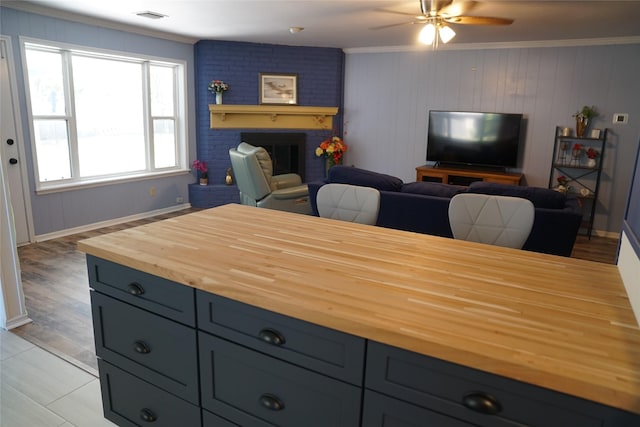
[190,40,345,208]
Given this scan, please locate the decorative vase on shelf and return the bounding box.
[199,177,208,186]
[576,116,588,137]
[558,141,570,164]
[215,92,223,105]
[571,149,581,167]
[324,157,342,177]
[587,158,597,168]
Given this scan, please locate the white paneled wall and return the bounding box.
[343,44,640,234]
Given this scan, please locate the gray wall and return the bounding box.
[343,44,640,234]
[0,7,196,236]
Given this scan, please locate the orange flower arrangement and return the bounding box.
[315,136,348,165]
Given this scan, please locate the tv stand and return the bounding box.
[416,165,522,186]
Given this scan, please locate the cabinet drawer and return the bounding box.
[202,410,240,426]
[199,332,361,427]
[87,255,195,326]
[91,291,199,403]
[196,291,365,385]
[366,341,603,427]
[98,360,201,427]
[362,390,474,427]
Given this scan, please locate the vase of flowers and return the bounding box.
[315,136,348,177]
[571,143,583,166]
[208,80,229,104]
[556,175,570,193]
[193,159,208,185]
[573,105,597,138]
[586,147,600,168]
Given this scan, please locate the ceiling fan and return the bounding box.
[376,0,514,47]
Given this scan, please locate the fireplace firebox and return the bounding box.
[240,133,306,178]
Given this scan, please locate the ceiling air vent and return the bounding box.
[135,11,167,20]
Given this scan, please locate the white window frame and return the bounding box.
[21,38,189,193]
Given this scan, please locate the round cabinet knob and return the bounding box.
[139,408,157,422]
[127,282,145,296]
[6,138,14,145]
[260,393,285,411]
[462,392,502,415]
[134,340,151,354]
[258,328,286,346]
[9,158,18,165]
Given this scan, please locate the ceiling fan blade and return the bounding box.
[444,16,514,25]
[370,21,419,31]
[439,1,478,18]
[375,8,422,18]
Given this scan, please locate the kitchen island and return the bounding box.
[79,204,640,426]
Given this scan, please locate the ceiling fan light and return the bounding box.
[419,23,436,45]
[438,25,456,44]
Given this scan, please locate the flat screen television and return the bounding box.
[426,110,523,170]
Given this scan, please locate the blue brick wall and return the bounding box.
[194,40,345,206]
[188,183,240,208]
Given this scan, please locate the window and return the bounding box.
[23,41,187,191]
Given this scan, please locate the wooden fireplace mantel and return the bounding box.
[209,105,338,129]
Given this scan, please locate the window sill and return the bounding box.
[35,170,191,195]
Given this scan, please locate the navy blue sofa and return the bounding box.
[308,166,583,257]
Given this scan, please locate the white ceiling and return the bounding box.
[5,0,640,50]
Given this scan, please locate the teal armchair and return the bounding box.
[229,142,311,215]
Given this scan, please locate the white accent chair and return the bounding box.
[229,142,311,215]
[448,193,535,249]
[316,183,380,225]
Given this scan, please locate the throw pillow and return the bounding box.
[328,166,403,192]
[401,182,466,198]
[467,181,566,209]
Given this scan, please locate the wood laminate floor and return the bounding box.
[12,208,619,375]
[13,208,200,374]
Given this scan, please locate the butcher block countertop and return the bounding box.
[78,204,640,414]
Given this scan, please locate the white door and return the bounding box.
[0,38,32,245]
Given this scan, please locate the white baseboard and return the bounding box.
[34,203,192,242]
[3,314,32,330]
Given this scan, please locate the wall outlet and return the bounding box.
[176,196,184,203]
[613,113,628,124]
[149,186,156,197]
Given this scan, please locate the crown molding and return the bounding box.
[343,36,640,54]
[1,2,198,45]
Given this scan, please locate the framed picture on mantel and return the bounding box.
[259,73,297,105]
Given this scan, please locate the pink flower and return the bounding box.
[192,160,208,178]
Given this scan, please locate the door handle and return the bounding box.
[6,138,14,145]
[9,158,18,165]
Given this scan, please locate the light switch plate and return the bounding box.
[613,113,628,124]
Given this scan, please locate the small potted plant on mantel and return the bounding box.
[573,105,598,137]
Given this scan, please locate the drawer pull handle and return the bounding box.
[134,340,151,354]
[127,282,145,296]
[462,392,502,415]
[258,328,286,346]
[139,408,157,422]
[260,393,285,411]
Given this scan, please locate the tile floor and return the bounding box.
[0,329,116,427]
